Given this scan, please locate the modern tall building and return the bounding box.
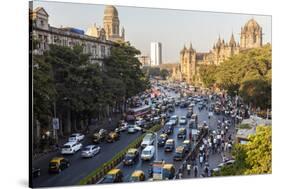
[150,42,162,66]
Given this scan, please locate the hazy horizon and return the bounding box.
[33,0,272,63]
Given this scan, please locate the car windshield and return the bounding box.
[63,145,71,149]
[49,162,58,167]
[166,141,173,144]
[105,174,115,180]
[126,152,135,157]
[83,147,91,151]
[143,150,151,155]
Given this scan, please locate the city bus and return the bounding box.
[126,105,151,121]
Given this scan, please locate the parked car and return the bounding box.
[68,133,85,142]
[141,145,155,161]
[106,131,120,143]
[61,141,82,155]
[81,145,101,158]
[141,133,155,148]
[158,133,168,146]
[179,116,187,125]
[123,148,139,165]
[48,157,70,173]
[130,170,145,182]
[92,129,108,143]
[164,139,175,152]
[103,169,123,183]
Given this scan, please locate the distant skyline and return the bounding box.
[33,0,272,63]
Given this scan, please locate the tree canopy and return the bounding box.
[217,126,272,176]
[199,44,271,109]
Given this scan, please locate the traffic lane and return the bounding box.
[32,131,142,187]
[118,105,193,182]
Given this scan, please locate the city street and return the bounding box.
[32,130,142,187]
[99,86,236,183]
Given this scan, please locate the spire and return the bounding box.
[189,42,193,50]
[121,26,125,38]
[229,32,236,47]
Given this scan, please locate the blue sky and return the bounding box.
[33,0,272,63]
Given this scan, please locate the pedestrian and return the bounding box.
[199,155,204,167]
[228,142,232,152]
[224,142,228,152]
[183,160,187,172]
[194,164,198,177]
[228,134,232,141]
[187,162,192,175]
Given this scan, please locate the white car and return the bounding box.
[81,145,101,158]
[141,133,155,148]
[61,141,82,155]
[179,116,187,125]
[141,145,155,161]
[127,124,137,133]
[68,133,85,142]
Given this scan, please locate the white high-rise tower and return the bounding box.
[150,42,162,66]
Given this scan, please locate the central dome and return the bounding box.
[104,5,118,17]
[244,19,261,31]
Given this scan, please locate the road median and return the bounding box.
[78,124,162,185]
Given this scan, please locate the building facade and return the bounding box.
[31,6,122,65]
[86,5,125,43]
[176,19,263,85]
[150,42,162,66]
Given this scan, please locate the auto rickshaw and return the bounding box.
[130,170,145,182]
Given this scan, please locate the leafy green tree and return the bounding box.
[160,69,170,80]
[199,64,217,88]
[217,126,272,176]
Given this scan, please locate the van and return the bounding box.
[141,145,155,160]
[141,133,155,148]
[61,141,82,155]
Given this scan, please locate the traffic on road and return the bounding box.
[32,80,250,187]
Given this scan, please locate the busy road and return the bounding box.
[32,81,243,187]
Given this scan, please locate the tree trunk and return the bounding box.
[65,109,71,135]
[58,114,63,137]
[72,112,78,132]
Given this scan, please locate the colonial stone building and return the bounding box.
[175,19,264,85]
[31,6,124,65]
[86,5,125,42]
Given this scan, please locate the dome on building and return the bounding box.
[104,5,118,17]
[243,19,261,31]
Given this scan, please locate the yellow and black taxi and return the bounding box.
[130,170,145,182]
[102,168,123,183]
[173,146,185,161]
[177,127,187,139]
[48,157,70,173]
[158,133,168,147]
[123,148,139,165]
[182,139,191,153]
[106,131,120,143]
